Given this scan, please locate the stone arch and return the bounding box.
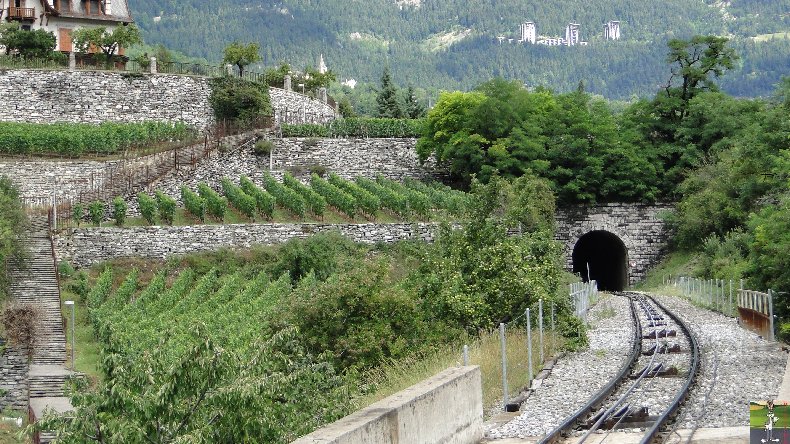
[571,230,629,291]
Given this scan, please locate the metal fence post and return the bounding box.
[463,344,469,366]
[499,323,508,410]
[539,299,544,363]
[729,279,734,316]
[769,289,775,342]
[551,301,556,352]
[526,308,533,385]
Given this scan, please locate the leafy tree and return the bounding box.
[222,41,261,77]
[376,67,402,118]
[88,201,105,227]
[209,77,272,121]
[0,23,56,59]
[0,177,26,300]
[112,197,127,227]
[337,97,356,118]
[34,327,351,443]
[659,36,738,125]
[404,86,426,119]
[72,24,143,62]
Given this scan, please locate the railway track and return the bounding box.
[538,292,701,444]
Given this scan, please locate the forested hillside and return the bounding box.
[128,0,790,98]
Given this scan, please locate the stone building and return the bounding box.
[604,20,621,40]
[0,0,133,53]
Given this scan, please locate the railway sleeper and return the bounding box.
[642,343,682,355]
[630,363,680,379]
[643,328,677,339]
[586,405,650,429]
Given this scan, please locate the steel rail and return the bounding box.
[537,294,642,444]
[639,294,701,444]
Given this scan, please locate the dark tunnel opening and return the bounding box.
[572,230,629,291]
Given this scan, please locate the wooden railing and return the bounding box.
[7,7,36,19]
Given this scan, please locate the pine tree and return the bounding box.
[377,67,402,118]
[404,86,426,119]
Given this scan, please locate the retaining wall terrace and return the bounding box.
[0,345,28,412]
[54,223,439,268]
[0,70,335,130]
[554,203,673,285]
[292,366,483,444]
[0,70,214,129]
[271,138,442,181]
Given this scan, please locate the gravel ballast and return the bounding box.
[485,294,635,439]
[651,293,788,429]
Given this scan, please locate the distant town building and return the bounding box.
[519,21,536,44]
[565,23,580,46]
[342,78,357,89]
[1,0,134,54]
[604,20,621,40]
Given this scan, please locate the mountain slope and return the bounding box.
[128,0,790,99]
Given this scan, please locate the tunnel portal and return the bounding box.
[571,230,629,291]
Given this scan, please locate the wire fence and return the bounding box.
[462,281,599,412]
[21,117,271,229]
[665,275,775,341]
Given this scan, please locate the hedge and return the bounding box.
[281,118,424,138]
[0,121,192,156]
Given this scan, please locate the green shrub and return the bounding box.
[281,118,424,138]
[137,193,157,225]
[309,164,328,177]
[68,271,90,302]
[310,174,357,218]
[112,197,127,227]
[328,174,381,217]
[58,261,75,278]
[253,140,275,156]
[0,122,191,157]
[181,186,206,222]
[209,77,272,121]
[378,176,431,219]
[355,177,408,217]
[221,179,256,219]
[283,173,326,217]
[280,124,328,138]
[197,183,227,220]
[263,173,306,218]
[88,201,105,226]
[72,203,84,227]
[240,176,275,219]
[154,191,176,225]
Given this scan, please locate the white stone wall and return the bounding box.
[0,70,336,130]
[0,70,214,128]
[54,223,439,268]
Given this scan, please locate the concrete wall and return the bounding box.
[554,203,673,285]
[293,366,482,444]
[54,223,438,268]
[0,70,336,130]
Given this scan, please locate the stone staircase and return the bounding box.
[8,216,74,443]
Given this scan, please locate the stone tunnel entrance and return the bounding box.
[572,230,629,291]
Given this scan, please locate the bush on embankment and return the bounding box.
[0,121,192,157]
[281,117,424,138]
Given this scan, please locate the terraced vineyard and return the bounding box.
[132,174,470,226]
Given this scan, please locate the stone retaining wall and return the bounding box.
[271,138,442,181]
[0,70,214,129]
[0,70,336,131]
[269,87,336,123]
[0,345,28,411]
[54,223,438,268]
[554,203,673,285]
